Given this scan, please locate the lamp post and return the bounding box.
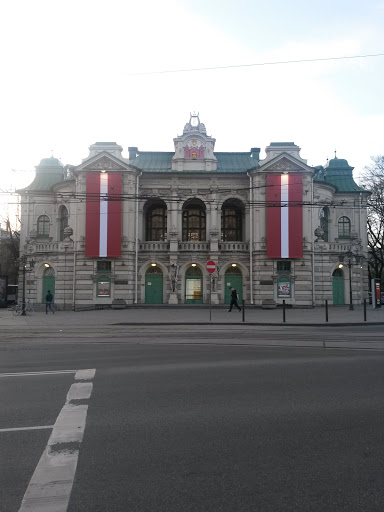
[20,255,35,316]
[338,251,361,311]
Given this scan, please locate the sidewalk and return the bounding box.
[1,304,384,329]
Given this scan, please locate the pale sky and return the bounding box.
[1,0,384,223]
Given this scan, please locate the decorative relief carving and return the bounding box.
[63,226,73,241]
[85,157,126,170]
[169,225,179,239]
[270,159,302,172]
[90,273,117,283]
[314,226,324,242]
[210,225,219,237]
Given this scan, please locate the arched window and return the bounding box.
[338,216,351,238]
[59,206,68,241]
[145,201,167,241]
[37,215,50,237]
[221,199,244,241]
[182,199,206,241]
[320,207,329,242]
[332,268,343,278]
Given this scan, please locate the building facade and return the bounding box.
[18,115,369,308]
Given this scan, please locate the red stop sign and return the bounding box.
[206,260,216,274]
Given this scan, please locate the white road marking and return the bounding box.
[0,370,77,378]
[75,368,96,381]
[18,369,96,512]
[0,425,54,433]
[67,382,93,401]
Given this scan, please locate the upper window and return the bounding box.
[221,199,244,241]
[145,201,167,241]
[59,206,68,241]
[277,261,291,273]
[37,215,50,237]
[338,216,351,238]
[320,207,329,242]
[97,261,111,272]
[182,199,206,242]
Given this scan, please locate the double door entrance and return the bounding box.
[224,268,243,304]
[145,267,163,304]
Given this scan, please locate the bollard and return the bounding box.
[283,300,286,323]
[242,299,245,322]
[364,298,367,322]
[325,299,328,323]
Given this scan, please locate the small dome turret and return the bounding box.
[36,156,64,175]
[327,157,353,170]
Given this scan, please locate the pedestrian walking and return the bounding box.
[45,290,54,314]
[228,287,241,312]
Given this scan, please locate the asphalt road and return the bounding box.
[1,332,384,512]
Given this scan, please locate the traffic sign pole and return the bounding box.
[206,261,216,322]
[209,275,212,322]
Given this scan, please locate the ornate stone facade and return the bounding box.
[17,116,369,309]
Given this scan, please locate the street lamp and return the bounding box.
[338,251,361,311]
[20,255,35,316]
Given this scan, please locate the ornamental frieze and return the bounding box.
[86,157,126,170]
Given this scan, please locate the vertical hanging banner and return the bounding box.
[267,174,303,259]
[85,172,122,257]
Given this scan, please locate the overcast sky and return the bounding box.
[1,0,384,221]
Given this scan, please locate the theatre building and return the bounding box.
[17,115,369,309]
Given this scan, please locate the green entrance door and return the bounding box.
[225,267,243,304]
[42,267,55,303]
[332,268,345,305]
[145,266,163,304]
[185,266,203,304]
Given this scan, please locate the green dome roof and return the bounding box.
[327,157,353,170]
[37,156,64,168]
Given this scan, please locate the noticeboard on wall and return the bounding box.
[277,278,291,298]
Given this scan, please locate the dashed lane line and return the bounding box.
[18,369,96,512]
[0,425,54,433]
[0,370,77,378]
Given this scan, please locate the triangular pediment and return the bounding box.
[76,151,132,172]
[258,153,312,173]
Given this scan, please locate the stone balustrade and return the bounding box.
[178,242,210,251]
[139,242,169,251]
[218,242,249,252]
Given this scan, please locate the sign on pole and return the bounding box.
[206,260,216,274]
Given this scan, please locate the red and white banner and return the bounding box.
[266,174,303,259]
[85,173,122,257]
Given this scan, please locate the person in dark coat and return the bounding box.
[228,287,241,312]
[46,290,54,314]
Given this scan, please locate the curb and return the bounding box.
[110,322,384,327]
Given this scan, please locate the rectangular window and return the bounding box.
[97,280,110,297]
[97,261,111,272]
[277,261,291,273]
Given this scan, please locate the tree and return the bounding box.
[360,156,384,284]
[0,217,19,284]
